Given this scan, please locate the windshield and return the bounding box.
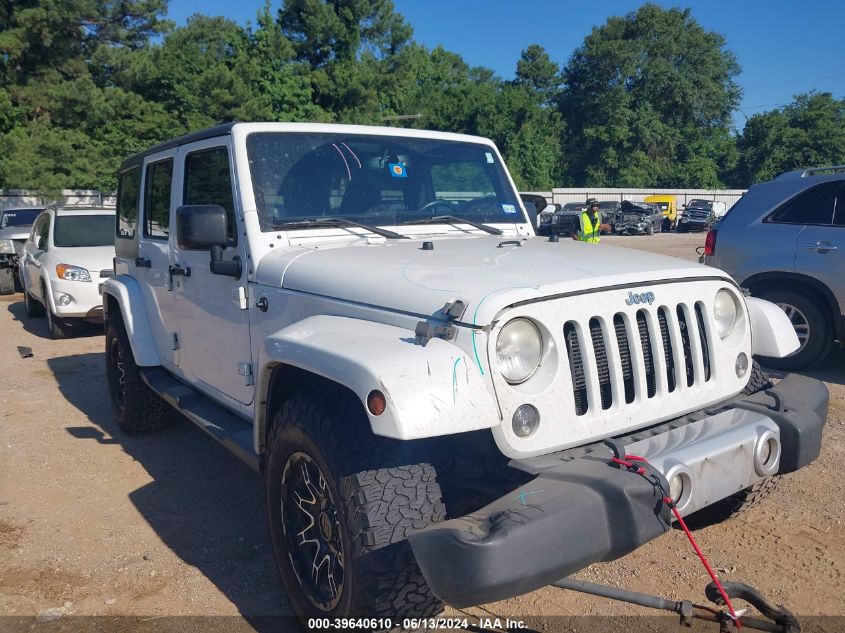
[1,209,42,228]
[246,132,522,230]
[53,214,115,247]
[687,199,712,209]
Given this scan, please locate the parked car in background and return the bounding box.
[546,202,586,236]
[20,206,116,338]
[679,199,716,232]
[0,207,44,294]
[596,200,619,233]
[613,200,663,235]
[644,194,678,231]
[704,165,844,369]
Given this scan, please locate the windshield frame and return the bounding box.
[240,128,528,233]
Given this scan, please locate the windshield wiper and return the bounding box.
[402,215,503,235]
[272,217,408,240]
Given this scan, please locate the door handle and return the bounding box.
[168,264,191,277]
[135,257,151,268]
[803,241,838,252]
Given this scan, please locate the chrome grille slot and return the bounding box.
[677,305,695,386]
[589,318,613,410]
[656,308,676,392]
[695,302,712,381]
[564,322,588,416]
[636,310,657,398]
[613,315,636,404]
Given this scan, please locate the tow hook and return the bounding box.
[553,577,800,632]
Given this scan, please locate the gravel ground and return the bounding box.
[1,232,842,631]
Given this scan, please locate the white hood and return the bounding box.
[255,236,723,325]
[51,245,115,274]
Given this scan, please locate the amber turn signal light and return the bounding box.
[367,390,386,416]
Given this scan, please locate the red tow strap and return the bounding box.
[612,453,742,626]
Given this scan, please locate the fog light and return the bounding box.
[669,473,685,503]
[735,352,749,378]
[56,293,73,306]
[754,430,781,477]
[512,404,539,438]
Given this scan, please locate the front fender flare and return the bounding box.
[256,315,500,443]
[102,275,160,366]
[746,296,800,358]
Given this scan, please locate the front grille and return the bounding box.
[99,269,114,278]
[563,302,713,415]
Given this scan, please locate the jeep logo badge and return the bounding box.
[625,290,655,306]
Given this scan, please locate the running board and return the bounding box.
[139,367,260,472]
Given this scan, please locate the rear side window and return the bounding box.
[769,181,842,225]
[144,159,173,239]
[183,147,236,244]
[117,167,141,239]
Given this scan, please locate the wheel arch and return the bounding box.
[253,315,500,457]
[742,271,842,341]
[102,276,161,366]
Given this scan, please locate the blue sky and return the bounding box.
[167,1,844,130]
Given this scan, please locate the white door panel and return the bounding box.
[137,150,180,367]
[171,138,253,405]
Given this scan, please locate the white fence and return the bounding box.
[0,189,115,211]
[524,188,747,210]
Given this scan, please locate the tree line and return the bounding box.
[1,1,843,193]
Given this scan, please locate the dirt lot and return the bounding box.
[1,232,843,630]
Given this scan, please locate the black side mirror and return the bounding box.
[176,205,241,278]
[176,205,228,250]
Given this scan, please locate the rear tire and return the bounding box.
[105,312,175,434]
[756,288,832,370]
[265,390,445,623]
[686,362,780,527]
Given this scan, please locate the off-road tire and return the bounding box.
[265,390,446,623]
[24,286,45,317]
[686,362,780,527]
[756,288,832,370]
[105,312,175,435]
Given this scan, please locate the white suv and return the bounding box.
[20,206,116,338]
[103,123,828,622]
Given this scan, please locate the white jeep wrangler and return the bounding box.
[103,122,828,622]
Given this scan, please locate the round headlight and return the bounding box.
[713,289,739,339]
[496,318,543,384]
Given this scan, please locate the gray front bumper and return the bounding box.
[409,374,828,608]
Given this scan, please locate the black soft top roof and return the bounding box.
[118,123,236,172]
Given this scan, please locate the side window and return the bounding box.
[832,183,845,227]
[31,215,47,247]
[117,166,141,239]
[143,159,173,239]
[183,147,236,244]
[38,214,50,248]
[769,181,841,225]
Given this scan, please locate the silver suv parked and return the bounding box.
[705,166,844,369]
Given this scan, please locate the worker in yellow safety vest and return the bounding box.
[571,198,609,243]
